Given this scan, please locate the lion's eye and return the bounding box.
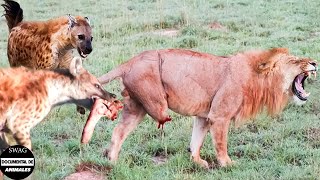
[78,34,85,40]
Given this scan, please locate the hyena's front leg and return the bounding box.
[190,117,210,169]
[106,97,146,162]
[13,129,32,150]
[0,132,10,153]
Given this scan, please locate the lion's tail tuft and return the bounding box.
[2,0,23,31]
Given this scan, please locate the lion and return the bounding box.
[95,48,317,168]
[2,0,93,69]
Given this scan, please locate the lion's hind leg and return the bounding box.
[106,96,146,161]
[123,69,171,128]
[190,117,210,169]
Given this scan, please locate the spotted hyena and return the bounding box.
[2,0,93,69]
[0,57,115,150]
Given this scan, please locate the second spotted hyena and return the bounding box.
[0,57,114,150]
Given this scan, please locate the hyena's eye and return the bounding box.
[94,84,101,89]
[78,34,85,40]
[91,37,93,41]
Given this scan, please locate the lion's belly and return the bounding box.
[166,90,212,117]
[161,57,226,117]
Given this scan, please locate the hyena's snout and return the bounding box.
[85,41,92,54]
[94,87,117,101]
[104,91,117,101]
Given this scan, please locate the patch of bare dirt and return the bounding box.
[151,149,169,165]
[247,123,259,133]
[53,133,70,145]
[306,128,320,141]
[151,29,179,37]
[208,21,228,32]
[303,128,320,148]
[151,154,168,165]
[309,31,320,38]
[64,162,111,180]
[206,158,220,170]
[64,171,105,180]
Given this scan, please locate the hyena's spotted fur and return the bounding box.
[0,57,113,150]
[2,0,93,69]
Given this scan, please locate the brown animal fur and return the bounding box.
[2,0,93,69]
[0,57,113,150]
[98,48,317,168]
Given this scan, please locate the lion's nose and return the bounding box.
[310,62,317,67]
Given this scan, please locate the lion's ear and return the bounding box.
[255,48,289,74]
[256,59,275,74]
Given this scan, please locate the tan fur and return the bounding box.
[98,48,317,168]
[2,0,93,69]
[0,57,113,150]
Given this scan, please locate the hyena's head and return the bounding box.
[67,15,93,58]
[68,57,115,104]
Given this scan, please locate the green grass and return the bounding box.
[1,0,320,179]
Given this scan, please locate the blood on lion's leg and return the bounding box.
[124,71,171,128]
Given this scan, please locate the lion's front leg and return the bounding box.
[207,87,242,167]
[209,118,233,167]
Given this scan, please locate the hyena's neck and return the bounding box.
[45,71,76,107]
[50,25,74,61]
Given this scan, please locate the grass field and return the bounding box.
[1,0,320,179]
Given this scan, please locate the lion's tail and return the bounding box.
[2,0,23,31]
[98,62,129,85]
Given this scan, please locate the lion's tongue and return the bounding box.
[295,75,309,98]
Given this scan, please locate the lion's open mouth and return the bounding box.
[292,71,316,101]
[77,47,88,58]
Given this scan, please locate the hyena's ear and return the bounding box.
[70,57,84,77]
[84,17,91,26]
[67,14,77,29]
